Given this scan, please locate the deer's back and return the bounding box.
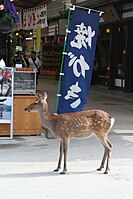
[52,110,112,139]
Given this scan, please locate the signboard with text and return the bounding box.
[57,6,101,114]
[23,5,48,30]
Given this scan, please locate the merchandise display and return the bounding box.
[41,36,63,78]
[14,68,36,95]
[0,68,41,137]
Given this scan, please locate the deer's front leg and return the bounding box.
[54,141,63,172]
[60,139,69,174]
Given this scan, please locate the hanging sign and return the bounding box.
[23,5,48,30]
[57,6,102,114]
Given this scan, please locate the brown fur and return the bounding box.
[25,92,115,174]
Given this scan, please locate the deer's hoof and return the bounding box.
[103,171,108,174]
[60,171,66,175]
[97,168,102,171]
[53,169,59,172]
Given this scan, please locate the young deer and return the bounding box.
[25,92,115,174]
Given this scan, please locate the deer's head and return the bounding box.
[25,92,48,113]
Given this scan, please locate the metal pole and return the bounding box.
[54,7,71,114]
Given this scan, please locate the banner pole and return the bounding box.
[66,3,104,15]
[54,8,71,114]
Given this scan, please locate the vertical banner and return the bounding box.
[57,6,101,114]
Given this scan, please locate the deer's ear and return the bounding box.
[44,91,48,100]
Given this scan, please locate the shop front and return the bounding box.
[78,0,133,93]
[0,67,42,138]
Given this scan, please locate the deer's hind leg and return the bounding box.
[104,139,112,174]
[97,145,107,171]
[97,135,112,174]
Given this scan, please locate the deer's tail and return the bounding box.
[110,117,115,129]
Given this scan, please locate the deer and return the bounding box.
[24,92,115,174]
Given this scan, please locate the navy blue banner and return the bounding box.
[57,6,101,114]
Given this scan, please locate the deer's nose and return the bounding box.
[24,107,28,111]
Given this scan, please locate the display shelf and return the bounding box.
[0,67,14,139]
[41,36,63,77]
[0,95,42,136]
[14,69,36,95]
[41,53,61,73]
[13,95,41,135]
[40,70,59,76]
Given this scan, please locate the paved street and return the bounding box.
[0,78,133,199]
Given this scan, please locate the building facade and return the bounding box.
[0,0,133,92]
[77,0,133,92]
[46,0,133,92]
